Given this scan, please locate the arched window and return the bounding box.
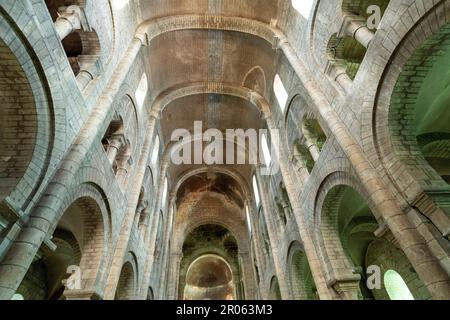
[11,293,24,300]
[135,73,148,112]
[292,0,314,19]
[261,133,272,167]
[252,175,260,208]
[151,136,160,167]
[384,270,414,300]
[273,74,288,112]
[245,205,252,235]
[111,0,130,10]
[161,177,168,208]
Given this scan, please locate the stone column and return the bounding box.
[255,170,292,300]
[106,135,125,165]
[339,15,374,48]
[167,252,182,300]
[134,198,148,232]
[158,195,176,298]
[247,202,267,299]
[76,57,101,91]
[239,251,257,299]
[325,60,353,93]
[54,5,82,40]
[302,123,321,162]
[137,159,170,300]
[279,187,293,220]
[115,149,132,186]
[292,150,310,184]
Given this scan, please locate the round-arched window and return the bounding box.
[384,270,414,300]
[11,293,24,300]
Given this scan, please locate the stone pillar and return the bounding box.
[167,252,182,300]
[54,5,82,40]
[106,135,125,165]
[339,15,374,48]
[115,148,132,186]
[134,198,148,232]
[325,60,353,93]
[239,252,257,299]
[279,187,292,220]
[158,195,176,298]
[255,170,292,300]
[291,150,310,184]
[137,159,170,300]
[302,123,321,162]
[247,202,267,299]
[274,197,287,227]
[76,57,101,91]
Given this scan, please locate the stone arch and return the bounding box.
[370,2,450,234]
[242,66,267,97]
[183,254,235,300]
[0,10,54,217]
[57,196,106,293]
[365,239,431,300]
[284,94,324,181]
[16,228,82,300]
[115,260,137,300]
[55,182,111,289]
[314,174,378,299]
[268,276,282,300]
[179,224,241,300]
[284,94,305,154]
[167,126,256,168]
[0,39,38,204]
[17,190,108,300]
[286,241,319,300]
[389,24,450,184]
[44,0,103,84]
[386,24,450,186]
[314,172,428,299]
[284,94,326,150]
[116,94,139,151]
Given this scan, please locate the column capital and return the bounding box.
[63,289,102,300]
